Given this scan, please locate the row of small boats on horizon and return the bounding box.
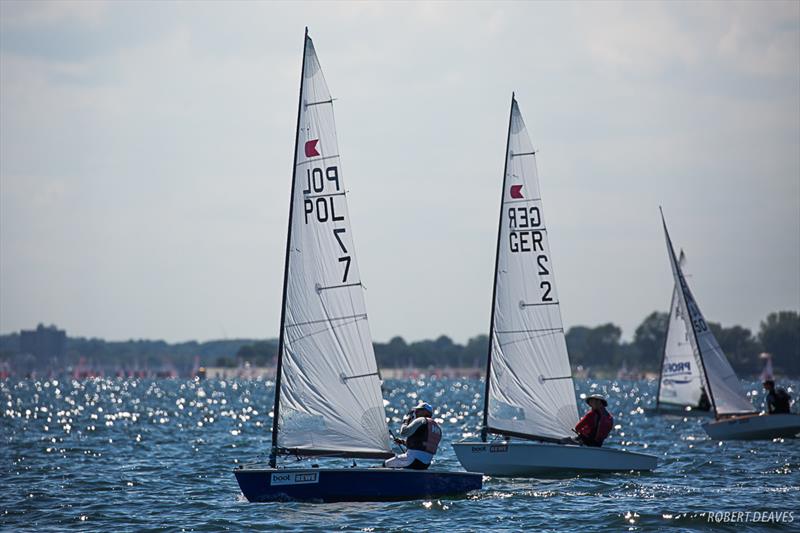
[232,29,800,503]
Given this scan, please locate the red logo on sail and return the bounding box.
[305,139,320,157]
[510,185,524,199]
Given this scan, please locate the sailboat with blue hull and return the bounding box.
[233,28,481,502]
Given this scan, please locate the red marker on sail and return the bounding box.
[510,185,524,199]
[305,139,320,157]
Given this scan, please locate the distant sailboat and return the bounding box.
[660,210,800,440]
[452,95,657,475]
[233,29,481,501]
[646,251,712,417]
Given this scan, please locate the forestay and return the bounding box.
[660,214,756,417]
[658,252,707,408]
[276,34,391,458]
[485,97,579,441]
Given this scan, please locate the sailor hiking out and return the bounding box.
[574,394,614,447]
[385,401,442,470]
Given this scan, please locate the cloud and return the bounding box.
[1,1,798,342]
[1,0,107,27]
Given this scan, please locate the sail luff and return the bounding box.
[481,93,516,442]
[270,27,309,467]
[660,211,717,414]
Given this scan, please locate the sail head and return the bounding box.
[485,97,580,441]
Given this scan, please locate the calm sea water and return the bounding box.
[2,377,798,532]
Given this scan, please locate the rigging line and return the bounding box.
[497,329,566,349]
[303,191,346,199]
[287,316,367,345]
[317,282,363,292]
[341,371,380,382]
[495,327,563,334]
[297,154,341,166]
[508,227,547,233]
[285,313,368,328]
[305,98,335,107]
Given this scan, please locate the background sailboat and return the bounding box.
[660,210,800,440]
[646,251,712,417]
[452,95,657,475]
[234,29,481,501]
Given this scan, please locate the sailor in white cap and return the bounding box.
[384,401,442,470]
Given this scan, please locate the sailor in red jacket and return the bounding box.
[574,394,613,447]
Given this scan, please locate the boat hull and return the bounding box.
[702,413,800,441]
[452,440,657,476]
[233,466,482,502]
[643,406,712,418]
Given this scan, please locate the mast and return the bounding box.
[659,208,718,417]
[270,27,309,468]
[481,93,515,442]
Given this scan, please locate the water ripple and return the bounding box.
[1,377,798,531]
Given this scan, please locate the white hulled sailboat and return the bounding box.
[452,95,657,475]
[646,251,713,417]
[660,210,800,440]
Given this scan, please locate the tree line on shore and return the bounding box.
[369,310,799,376]
[1,311,797,377]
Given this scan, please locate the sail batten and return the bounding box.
[483,97,579,441]
[660,213,756,418]
[272,32,391,460]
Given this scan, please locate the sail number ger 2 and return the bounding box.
[508,206,553,302]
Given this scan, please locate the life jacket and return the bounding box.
[576,409,613,446]
[405,418,442,454]
[592,409,613,444]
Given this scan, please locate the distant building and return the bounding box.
[20,324,66,363]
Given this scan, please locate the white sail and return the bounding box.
[276,34,391,457]
[486,97,579,441]
[661,214,757,417]
[658,251,708,408]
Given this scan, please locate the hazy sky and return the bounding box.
[1,1,798,344]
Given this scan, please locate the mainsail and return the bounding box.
[660,212,757,418]
[271,30,392,462]
[483,95,579,442]
[656,251,708,409]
